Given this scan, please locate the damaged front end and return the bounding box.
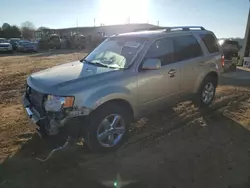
[22,85,91,138]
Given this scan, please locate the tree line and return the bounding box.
[0,21,42,40]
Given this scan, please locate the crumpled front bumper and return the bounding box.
[22,94,49,136]
[22,94,88,138]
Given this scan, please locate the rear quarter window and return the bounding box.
[173,35,203,62]
[200,33,220,53]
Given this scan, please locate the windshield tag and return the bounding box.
[124,42,140,48]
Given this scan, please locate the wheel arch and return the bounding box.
[90,98,135,120]
[194,71,219,93]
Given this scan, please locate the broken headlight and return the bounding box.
[44,95,74,112]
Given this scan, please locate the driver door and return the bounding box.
[137,37,179,115]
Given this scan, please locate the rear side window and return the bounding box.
[145,38,174,66]
[173,35,203,62]
[200,33,219,53]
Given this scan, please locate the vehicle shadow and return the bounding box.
[127,112,250,188]
[1,89,250,188]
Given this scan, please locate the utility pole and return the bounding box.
[94,18,96,27]
[76,19,79,34]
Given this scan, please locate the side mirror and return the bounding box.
[141,58,161,70]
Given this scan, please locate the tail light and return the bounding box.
[221,55,225,67]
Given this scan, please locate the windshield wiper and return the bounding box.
[80,59,92,64]
[80,59,120,69]
[93,62,120,69]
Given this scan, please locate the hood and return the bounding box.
[28,61,116,92]
[0,43,10,47]
[20,43,35,47]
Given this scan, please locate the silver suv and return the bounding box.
[22,26,223,152]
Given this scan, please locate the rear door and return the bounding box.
[172,35,204,94]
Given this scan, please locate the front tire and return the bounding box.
[84,103,131,152]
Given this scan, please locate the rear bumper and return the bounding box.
[223,58,238,71]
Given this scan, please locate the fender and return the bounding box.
[83,85,137,113]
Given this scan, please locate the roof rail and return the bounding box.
[165,26,205,31]
[147,26,205,32]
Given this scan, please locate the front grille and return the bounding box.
[26,86,46,117]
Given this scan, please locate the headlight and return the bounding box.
[44,95,74,112]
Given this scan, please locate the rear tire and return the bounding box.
[84,103,131,153]
[194,76,217,108]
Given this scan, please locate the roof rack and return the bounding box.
[147,26,205,32]
[166,26,205,31]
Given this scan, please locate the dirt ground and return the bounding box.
[1,51,250,188]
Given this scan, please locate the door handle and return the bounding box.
[199,62,204,66]
[168,69,176,74]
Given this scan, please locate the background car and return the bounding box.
[219,39,240,71]
[0,38,13,53]
[9,38,21,51]
[17,41,37,52]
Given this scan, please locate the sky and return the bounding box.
[0,0,249,38]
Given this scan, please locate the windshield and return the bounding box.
[10,39,20,43]
[84,37,146,68]
[0,39,7,43]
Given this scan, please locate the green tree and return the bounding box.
[10,26,22,38]
[1,24,21,38]
[1,23,11,38]
[2,23,10,30]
